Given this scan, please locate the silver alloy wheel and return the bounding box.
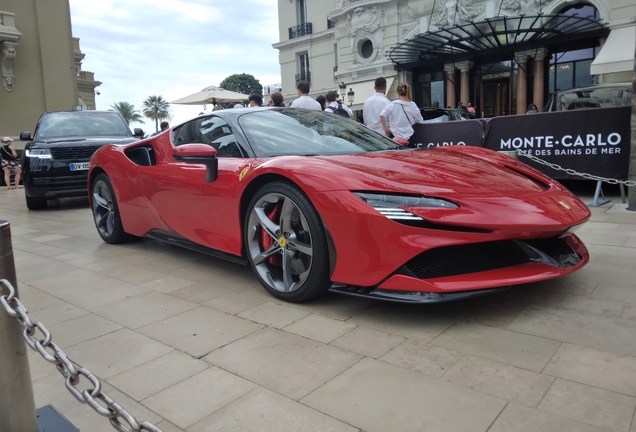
[247,192,313,293]
[92,179,115,238]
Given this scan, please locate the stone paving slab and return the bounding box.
[1,192,636,432]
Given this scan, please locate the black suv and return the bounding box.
[20,111,138,210]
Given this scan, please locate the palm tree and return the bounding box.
[142,95,171,133]
[110,101,143,125]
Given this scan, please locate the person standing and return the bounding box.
[325,90,353,118]
[290,81,322,111]
[1,137,21,190]
[248,94,263,107]
[268,92,285,107]
[315,95,327,110]
[362,77,391,134]
[526,103,539,114]
[466,102,476,114]
[160,121,170,131]
[380,83,424,146]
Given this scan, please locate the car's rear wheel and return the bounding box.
[244,181,331,302]
[25,195,47,210]
[91,173,131,244]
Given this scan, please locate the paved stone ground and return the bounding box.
[1,189,636,432]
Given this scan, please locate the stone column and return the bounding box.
[532,49,548,112]
[515,52,528,114]
[444,64,457,108]
[457,61,474,107]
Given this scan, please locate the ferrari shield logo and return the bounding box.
[559,201,571,210]
[239,167,250,181]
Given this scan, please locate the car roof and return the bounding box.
[42,110,122,115]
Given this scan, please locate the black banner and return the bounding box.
[411,119,484,149]
[483,106,631,180]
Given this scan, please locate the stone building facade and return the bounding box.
[0,0,101,142]
[274,0,634,116]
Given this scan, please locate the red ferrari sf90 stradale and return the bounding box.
[88,108,590,303]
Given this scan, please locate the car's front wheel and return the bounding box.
[244,181,331,302]
[91,173,132,244]
[25,195,47,210]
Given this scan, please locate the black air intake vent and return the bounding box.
[400,236,579,279]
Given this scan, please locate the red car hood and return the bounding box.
[312,148,543,195]
[264,147,590,231]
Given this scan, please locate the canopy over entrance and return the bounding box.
[590,25,636,75]
[388,14,609,68]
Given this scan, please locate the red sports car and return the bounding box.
[88,108,590,303]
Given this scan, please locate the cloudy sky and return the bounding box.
[69,0,281,132]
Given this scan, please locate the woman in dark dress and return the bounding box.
[1,137,21,190]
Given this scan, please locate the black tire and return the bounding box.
[25,195,47,210]
[244,181,331,302]
[91,173,132,244]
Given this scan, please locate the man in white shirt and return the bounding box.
[290,81,322,111]
[362,77,391,134]
[324,90,353,118]
[248,94,263,107]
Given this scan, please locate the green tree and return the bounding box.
[219,73,263,96]
[110,101,143,125]
[142,95,171,133]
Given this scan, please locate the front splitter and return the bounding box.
[328,284,508,303]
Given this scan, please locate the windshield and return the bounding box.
[35,112,131,140]
[238,109,401,157]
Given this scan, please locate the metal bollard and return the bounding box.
[0,220,38,432]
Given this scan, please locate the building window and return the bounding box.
[548,47,598,92]
[360,40,374,59]
[558,4,600,19]
[297,0,307,25]
[417,72,445,108]
[288,0,311,39]
[296,53,310,84]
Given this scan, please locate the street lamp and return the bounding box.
[338,82,347,97]
[347,88,355,105]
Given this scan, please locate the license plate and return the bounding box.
[69,162,90,171]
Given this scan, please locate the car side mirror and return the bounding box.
[172,144,218,182]
[20,131,32,141]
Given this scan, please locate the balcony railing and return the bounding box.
[295,72,311,85]
[289,23,312,39]
[263,84,282,95]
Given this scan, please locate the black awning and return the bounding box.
[388,14,609,67]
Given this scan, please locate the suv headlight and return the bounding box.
[354,192,458,221]
[25,148,52,159]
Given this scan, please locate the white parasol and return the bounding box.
[170,85,249,105]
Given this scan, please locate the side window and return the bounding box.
[198,116,244,157]
[172,120,200,146]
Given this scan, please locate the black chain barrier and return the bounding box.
[0,279,164,432]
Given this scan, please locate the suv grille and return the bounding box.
[50,145,102,160]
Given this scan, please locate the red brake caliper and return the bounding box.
[261,203,281,266]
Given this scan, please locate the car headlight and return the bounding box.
[25,148,52,159]
[354,192,458,221]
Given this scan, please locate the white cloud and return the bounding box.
[69,0,281,131]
